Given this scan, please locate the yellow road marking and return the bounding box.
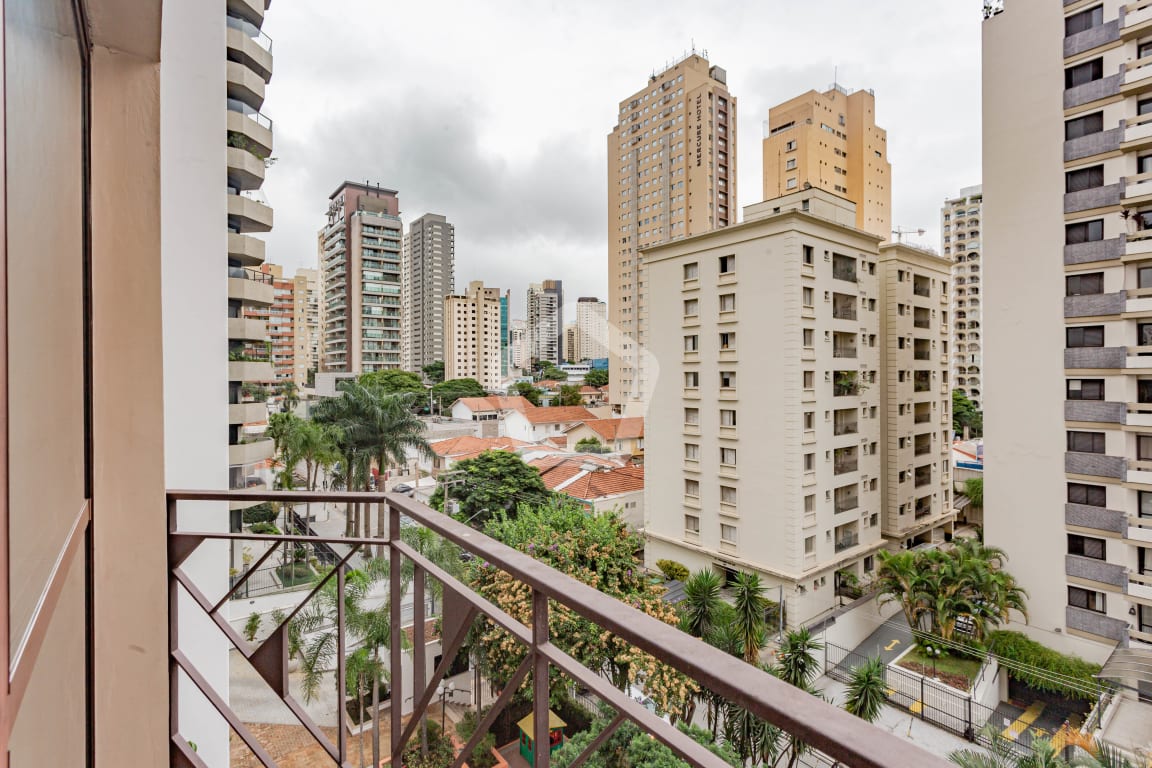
[1001,702,1045,739]
[884,639,901,651]
[910,700,923,715]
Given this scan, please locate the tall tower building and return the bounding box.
[543,278,564,360]
[292,267,320,387]
[608,52,737,414]
[762,85,891,240]
[941,186,983,410]
[319,182,403,373]
[499,289,511,378]
[246,263,295,384]
[445,281,503,390]
[527,282,562,366]
[402,213,455,372]
[510,319,528,372]
[575,297,608,361]
[984,0,1152,662]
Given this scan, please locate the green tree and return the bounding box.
[358,369,425,395]
[428,450,550,525]
[421,360,445,383]
[678,569,724,639]
[953,389,983,437]
[538,363,567,382]
[277,380,300,412]
[574,437,608,453]
[557,384,583,406]
[552,718,740,768]
[965,476,984,511]
[583,368,608,388]
[949,732,1136,767]
[511,381,542,406]
[731,572,768,665]
[843,656,887,723]
[430,378,488,411]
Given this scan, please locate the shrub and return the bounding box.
[987,630,1103,700]
[243,612,262,642]
[242,502,277,525]
[250,522,280,535]
[656,559,690,582]
[456,710,497,768]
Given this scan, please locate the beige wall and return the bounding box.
[445,281,503,390]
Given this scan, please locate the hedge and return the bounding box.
[986,630,1103,700]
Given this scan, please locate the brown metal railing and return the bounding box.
[168,490,950,768]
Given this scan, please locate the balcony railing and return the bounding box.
[168,490,940,768]
[835,532,859,552]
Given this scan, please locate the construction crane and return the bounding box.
[891,226,926,243]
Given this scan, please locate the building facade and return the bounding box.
[527,281,563,366]
[984,0,1152,660]
[761,85,891,240]
[293,267,320,386]
[500,290,510,378]
[608,52,737,414]
[319,182,403,373]
[445,281,504,390]
[942,186,984,410]
[401,213,455,372]
[510,319,528,371]
[575,296,609,361]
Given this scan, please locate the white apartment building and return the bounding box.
[293,267,320,386]
[643,191,890,627]
[576,297,609,361]
[527,282,562,366]
[401,213,455,372]
[445,281,503,390]
[510,319,528,371]
[984,0,1152,664]
[941,186,984,410]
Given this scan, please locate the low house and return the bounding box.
[450,395,535,422]
[564,417,644,460]
[578,386,603,406]
[503,406,598,444]
[527,454,645,528]
[423,435,532,476]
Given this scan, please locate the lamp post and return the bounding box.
[924,644,942,679]
[436,681,454,730]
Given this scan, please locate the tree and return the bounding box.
[574,437,608,454]
[678,569,724,639]
[965,477,984,511]
[948,729,1137,768]
[277,380,300,412]
[552,718,739,768]
[429,450,550,524]
[511,381,542,406]
[357,369,425,395]
[843,656,887,723]
[953,389,983,437]
[421,360,445,383]
[731,572,768,665]
[583,368,608,388]
[557,384,583,406]
[430,378,487,411]
[539,364,567,382]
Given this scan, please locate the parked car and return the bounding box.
[391,483,414,495]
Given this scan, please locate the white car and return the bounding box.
[627,684,670,724]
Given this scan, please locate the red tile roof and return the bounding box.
[562,465,645,500]
[579,386,600,394]
[527,454,624,490]
[517,406,598,425]
[568,417,644,441]
[429,436,531,461]
[453,395,535,413]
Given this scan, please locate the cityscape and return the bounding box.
[2,1,1152,767]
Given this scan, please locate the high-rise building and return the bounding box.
[293,267,320,387]
[643,190,953,627]
[445,281,503,390]
[319,182,403,373]
[608,52,737,414]
[575,297,608,362]
[761,85,891,240]
[510,319,528,372]
[527,281,563,365]
[984,0,1152,661]
[499,290,510,378]
[941,186,983,411]
[401,213,455,373]
[565,323,579,364]
[247,264,292,384]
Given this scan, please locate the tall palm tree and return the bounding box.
[679,569,725,639]
[843,656,887,723]
[876,549,933,631]
[731,571,768,665]
[774,627,823,690]
[949,732,1135,768]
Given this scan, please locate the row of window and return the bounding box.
[684,407,738,427]
[683,254,736,280]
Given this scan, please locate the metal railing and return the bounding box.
[167,490,948,768]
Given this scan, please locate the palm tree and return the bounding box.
[345,648,382,768]
[731,571,768,665]
[949,732,1135,768]
[279,380,300,413]
[774,627,822,690]
[876,549,933,632]
[679,569,725,639]
[843,656,887,723]
[294,420,339,534]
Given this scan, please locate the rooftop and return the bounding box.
[568,416,644,441]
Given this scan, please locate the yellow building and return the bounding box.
[762,86,891,240]
[607,52,737,414]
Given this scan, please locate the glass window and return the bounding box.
[1066,165,1104,193]
[719,254,735,274]
[1067,586,1106,613]
[719,293,736,312]
[683,298,698,316]
[1066,379,1104,400]
[720,409,736,427]
[684,443,699,460]
[685,479,700,497]
[684,407,699,425]
[1069,482,1106,507]
[721,485,737,504]
[1066,326,1104,347]
[1065,5,1103,35]
[1140,490,1152,518]
[1066,273,1104,296]
[683,262,698,280]
[1141,97,1152,116]
[685,515,700,533]
[1068,534,1106,560]
[1065,219,1104,244]
[1065,112,1104,140]
[1139,434,1152,461]
[720,447,737,465]
[684,371,699,388]
[720,524,737,543]
[684,334,698,352]
[1065,58,1103,89]
[1067,430,1105,453]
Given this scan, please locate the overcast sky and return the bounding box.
[259,1,981,320]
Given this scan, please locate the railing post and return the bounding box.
[920,676,925,720]
[168,497,179,755]
[414,564,427,756]
[389,501,403,765]
[532,589,549,768]
[336,564,347,764]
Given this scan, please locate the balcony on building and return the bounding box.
[226,15,273,82]
[228,231,265,267]
[914,495,933,520]
[833,446,858,475]
[832,332,857,359]
[913,338,932,361]
[227,191,274,233]
[913,370,931,393]
[912,275,931,298]
[913,306,930,329]
[914,433,931,457]
[914,464,932,488]
[831,253,856,283]
[227,265,275,306]
[914,403,932,424]
[834,522,860,552]
[833,484,858,515]
[831,292,856,321]
[833,408,857,436]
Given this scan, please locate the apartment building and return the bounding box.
[878,244,956,550]
[565,323,579,364]
[319,182,403,373]
[576,296,609,361]
[643,190,889,627]
[510,319,528,371]
[984,0,1152,662]
[527,281,563,365]
[445,281,503,390]
[293,267,320,386]
[401,213,455,372]
[762,85,891,240]
[608,52,737,414]
[499,289,510,378]
[941,186,984,409]
[246,263,293,383]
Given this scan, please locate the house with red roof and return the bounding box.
[564,417,644,460]
[527,454,645,528]
[502,406,598,444]
[423,435,533,476]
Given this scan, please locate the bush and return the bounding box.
[249,522,280,535]
[987,630,1103,700]
[242,502,277,525]
[656,559,690,582]
[456,710,497,768]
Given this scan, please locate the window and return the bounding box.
[719,293,736,312]
[803,370,815,389]
[1068,534,1106,560]
[1065,112,1104,140]
[1067,430,1105,453]
[863,555,874,572]
[719,332,735,350]
[719,254,735,274]
[1066,273,1104,296]
[786,158,797,170]
[685,443,699,461]
[1066,165,1104,193]
[804,453,815,472]
[684,298,699,316]
[684,407,699,425]
[685,479,700,497]
[802,287,814,306]
[684,334,699,352]
[683,262,699,280]
[684,371,699,388]
[1140,434,1152,461]
[720,447,737,466]
[803,328,814,347]
[721,485,737,504]
[785,140,796,151]
[1065,5,1103,35]
[1065,58,1103,89]
[804,536,815,555]
[1067,379,1104,401]
[832,253,857,282]
[1065,219,1104,244]
[1140,266,1152,289]
[1066,326,1104,347]
[720,371,735,388]
[1068,586,1106,613]
[720,409,736,427]
[1141,491,1152,518]
[1140,155,1152,175]
[803,411,815,430]
[685,515,700,533]
[720,524,737,543]
[804,494,815,514]
[1141,97,1152,117]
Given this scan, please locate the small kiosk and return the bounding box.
[516,710,566,764]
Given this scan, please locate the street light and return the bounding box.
[923,643,942,679]
[436,681,454,730]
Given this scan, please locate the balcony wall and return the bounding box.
[1064,400,1127,423]
[228,438,274,466]
[225,60,265,108]
[1064,20,1121,57]
[226,108,272,157]
[228,401,267,425]
[227,275,274,305]
[228,232,265,267]
[1066,503,1127,532]
[228,360,273,382]
[227,0,265,26]
[1066,606,1129,642]
[225,26,273,82]
[1064,236,1124,265]
[226,194,273,234]
[1064,74,1122,109]
[1065,347,1126,369]
[1065,183,1123,213]
[1065,451,1126,478]
[226,146,265,191]
[1066,554,1128,587]
[1065,290,1126,318]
